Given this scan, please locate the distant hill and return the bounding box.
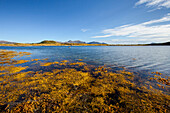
[0,40,108,45]
[0,40,16,44]
[88,41,107,44]
[149,42,170,45]
[65,40,107,44]
[66,40,86,44]
[1,40,169,46]
[39,40,59,44]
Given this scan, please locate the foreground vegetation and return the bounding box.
[0,50,169,112]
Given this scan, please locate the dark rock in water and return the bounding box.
[0,104,7,111]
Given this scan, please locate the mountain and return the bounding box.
[0,40,108,45]
[0,40,16,44]
[65,40,107,44]
[66,40,86,44]
[39,40,59,44]
[149,41,170,45]
[88,41,107,44]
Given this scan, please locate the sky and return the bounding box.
[0,0,170,44]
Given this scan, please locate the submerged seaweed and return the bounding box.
[0,50,169,112]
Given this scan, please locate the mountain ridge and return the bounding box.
[0,40,16,44]
[0,40,170,45]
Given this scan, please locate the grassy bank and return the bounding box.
[0,43,109,47]
[0,50,169,112]
[1,43,164,47]
[0,43,149,47]
[0,40,169,46]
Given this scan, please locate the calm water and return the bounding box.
[1,46,170,76]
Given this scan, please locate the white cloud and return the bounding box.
[92,14,170,43]
[104,37,169,44]
[135,0,170,9]
[81,29,89,32]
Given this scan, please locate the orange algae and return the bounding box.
[40,62,54,67]
[149,72,170,91]
[0,50,169,112]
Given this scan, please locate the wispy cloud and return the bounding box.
[135,0,170,9]
[92,13,170,43]
[81,29,89,32]
[103,37,169,44]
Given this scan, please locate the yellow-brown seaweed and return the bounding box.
[0,50,169,112]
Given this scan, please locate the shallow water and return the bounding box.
[0,46,170,76]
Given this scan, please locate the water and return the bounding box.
[1,46,170,76]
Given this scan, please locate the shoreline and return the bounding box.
[0,43,169,47]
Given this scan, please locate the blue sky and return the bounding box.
[0,0,170,44]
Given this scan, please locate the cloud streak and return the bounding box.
[103,37,169,44]
[135,0,170,9]
[92,13,170,43]
[81,29,89,32]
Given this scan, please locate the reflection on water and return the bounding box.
[0,46,170,76]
